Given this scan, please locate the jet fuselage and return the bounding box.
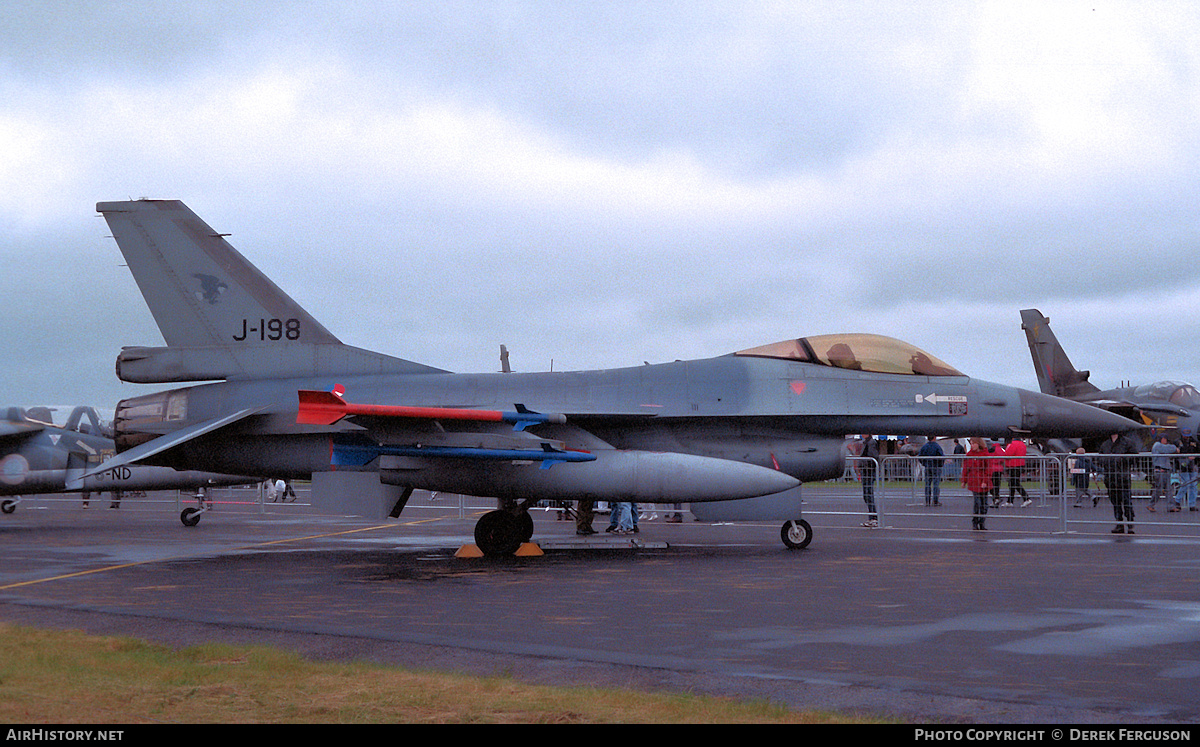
[113,349,1134,500]
[89,200,1143,549]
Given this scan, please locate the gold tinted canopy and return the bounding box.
[735,333,964,377]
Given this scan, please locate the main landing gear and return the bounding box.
[780,518,813,550]
[180,506,205,527]
[473,500,536,557]
[1,497,18,514]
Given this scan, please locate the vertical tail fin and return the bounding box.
[97,199,339,348]
[99,199,446,382]
[1019,308,1100,399]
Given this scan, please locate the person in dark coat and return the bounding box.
[1098,432,1136,534]
[859,434,880,527]
[918,436,945,506]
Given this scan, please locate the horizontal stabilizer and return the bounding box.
[297,388,567,430]
[69,407,263,486]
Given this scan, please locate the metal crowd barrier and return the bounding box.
[11,453,1200,539]
[811,453,1200,537]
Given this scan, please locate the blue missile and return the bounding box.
[331,441,596,469]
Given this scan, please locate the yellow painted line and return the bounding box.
[0,515,465,591]
[1,562,166,591]
[251,519,437,546]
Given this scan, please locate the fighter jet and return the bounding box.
[1021,308,1200,439]
[85,200,1137,554]
[0,404,257,520]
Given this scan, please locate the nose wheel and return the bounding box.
[781,519,812,549]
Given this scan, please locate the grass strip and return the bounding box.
[0,623,864,723]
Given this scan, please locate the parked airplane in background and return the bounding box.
[1021,308,1200,439]
[0,404,257,520]
[85,200,1139,554]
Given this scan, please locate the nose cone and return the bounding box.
[1019,390,1142,438]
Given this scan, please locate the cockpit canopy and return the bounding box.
[734,333,964,377]
[5,406,56,426]
[2,405,111,436]
[1133,381,1200,411]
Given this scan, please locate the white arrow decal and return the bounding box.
[916,393,968,405]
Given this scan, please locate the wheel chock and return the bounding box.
[455,543,543,558]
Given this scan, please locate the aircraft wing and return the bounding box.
[1123,403,1191,418]
[0,420,44,442]
[1086,398,1190,420]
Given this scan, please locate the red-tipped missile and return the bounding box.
[296,388,566,430]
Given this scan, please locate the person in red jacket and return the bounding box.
[1004,437,1030,506]
[962,437,994,530]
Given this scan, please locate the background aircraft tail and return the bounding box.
[1019,308,1100,399]
[98,199,445,382]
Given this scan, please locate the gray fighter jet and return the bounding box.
[1021,308,1200,439]
[1,404,256,518]
[85,200,1137,554]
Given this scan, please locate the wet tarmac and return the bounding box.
[2,490,1199,724]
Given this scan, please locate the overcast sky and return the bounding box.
[2,1,1199,415]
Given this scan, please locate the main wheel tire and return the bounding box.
[1,499,16,514]
[780,519,812,550]
[180,507,202,527]
[474,510,523,556]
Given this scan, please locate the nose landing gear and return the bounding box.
[781,519,812,550]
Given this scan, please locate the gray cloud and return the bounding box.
[1,0,1199,413]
